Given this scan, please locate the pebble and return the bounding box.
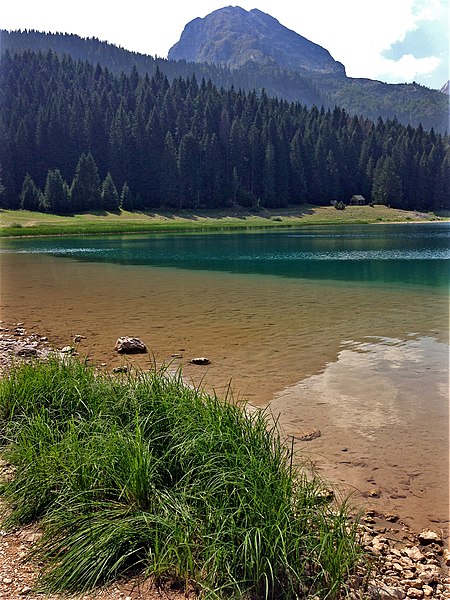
[350,517,448,598]
[407,589,424,599]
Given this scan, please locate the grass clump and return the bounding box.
[0,358,364,598]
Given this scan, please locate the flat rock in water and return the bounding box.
[115,337,147,354]
[189,357,211,365]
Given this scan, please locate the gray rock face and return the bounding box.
[168,6,346,77]
[114,337,147,354]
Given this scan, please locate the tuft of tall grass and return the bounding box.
[0,358,364,598]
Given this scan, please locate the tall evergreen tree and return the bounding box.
[289,131,307,203]
[372,157,402,206]
[120,182,133,211]
[100,172,120,211]
[262,142,277,207]
[70,152,101,212]
[19,174,42,211]
[178,133,201,207]
[43,168,69,214]
[160,132,181,208]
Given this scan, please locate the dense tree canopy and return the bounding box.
[2,30,448,132]
[1,50,449,214]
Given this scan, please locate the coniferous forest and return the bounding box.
[1,49,449,214]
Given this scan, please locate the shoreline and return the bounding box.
[1,205,448,238]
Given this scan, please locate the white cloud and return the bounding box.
[377,54,441,82]
[273,0,446,83]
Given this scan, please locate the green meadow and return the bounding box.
[1,205,445,237]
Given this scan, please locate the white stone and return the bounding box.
[404,546,425,562]
[114,336,147,354]
[418,530,442,545]
[189,357,211,365]
[443,548,450,566]
[417,563,441,584]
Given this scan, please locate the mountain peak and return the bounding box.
[168,6,346,77]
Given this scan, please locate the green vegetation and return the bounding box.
[0,205,445,238]
[0,359,364,598]
[1,51,449,216]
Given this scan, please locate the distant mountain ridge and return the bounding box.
[1,27,448,132]
[168,6,449,133]
[168,6,345,77]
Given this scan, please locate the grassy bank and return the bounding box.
[1,205,447,237]
[0,359,364,598]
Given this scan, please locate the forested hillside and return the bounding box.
[1,50,449,213]
[1,30,448,132]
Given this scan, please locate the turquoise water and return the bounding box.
[2,223,449,288]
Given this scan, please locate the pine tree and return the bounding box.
[262,142,276,207]
[372,157,402,206]
[19,174,42,211]
[120,182,133,211]
[100,172,120,211]
[178,133,201,207]
[70,152,101,212]
[289,131,307,203]
[160,132,181,208]
[43,168,69,214]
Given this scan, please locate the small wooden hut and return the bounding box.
[349,195,366,205]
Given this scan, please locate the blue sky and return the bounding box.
[2,0,449,89]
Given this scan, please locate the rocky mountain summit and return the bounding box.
[168,6,346,76]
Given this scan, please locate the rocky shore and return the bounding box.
[0,321,54,374]
[0,320,449,599]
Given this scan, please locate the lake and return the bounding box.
[1,222,449,535]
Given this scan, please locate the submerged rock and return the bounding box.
[115,337,147,354]
[15,346,38,357]
[298,429,321,441]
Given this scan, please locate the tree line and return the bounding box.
[1,50,449,214]
[2,30,448,132]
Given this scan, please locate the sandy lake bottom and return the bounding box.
[1,250,448,538]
